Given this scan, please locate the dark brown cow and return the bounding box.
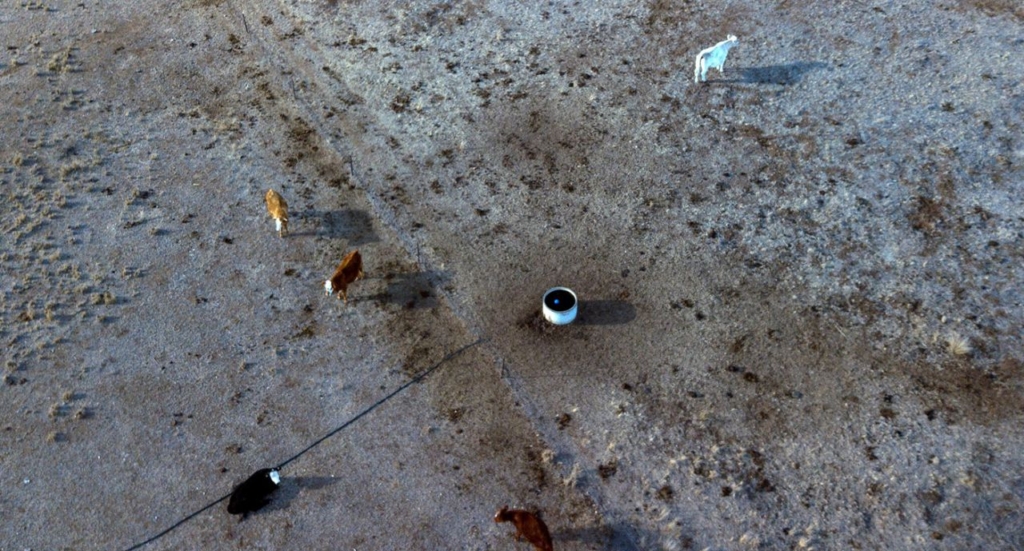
[494,506,553,551]
[325,250,364,303]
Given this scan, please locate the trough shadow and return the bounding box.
[292,208,378,245]
[360,270,451,310]
[576,300,636,326]
[719,61,828,85]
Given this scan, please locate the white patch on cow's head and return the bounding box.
[275,219,282,232]
[269,469,280,485]
[324,280,333,296]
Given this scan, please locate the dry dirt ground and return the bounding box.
[2,1,1023,550]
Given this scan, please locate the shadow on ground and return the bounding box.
[576,300,636,325]
[719,61,829,85]
[293,208,378,245]
[361,270,451,309]
[264,476,342,514]
[554,521,660,550]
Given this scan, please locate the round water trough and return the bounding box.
[542,287,578,325]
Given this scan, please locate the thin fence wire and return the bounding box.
[121,338,486,551]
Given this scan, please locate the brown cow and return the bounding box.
[324,250,364,303]
[494,506,553,551]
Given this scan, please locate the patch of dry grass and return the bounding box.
[961,0,1024,21]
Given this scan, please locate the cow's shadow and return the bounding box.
[291,208,377,245]
[553,520,661,549]
[715,61,828,85]
[359,270,451,309]
[261,476,341,514]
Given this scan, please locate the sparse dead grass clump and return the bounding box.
[946,333,972,356]
[46,47,74,74]
[562,463,581,487]
[90,291,115,305]
[961,0,1024,21]
[56,263,80,278]
[12,212,28,229]
[124,189,140,206]
[909,195,946,235]
[58,160,89,181]
[17,306,35,322]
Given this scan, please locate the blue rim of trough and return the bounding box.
[542,287,578,325]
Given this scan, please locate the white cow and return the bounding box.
[694,35,738,83]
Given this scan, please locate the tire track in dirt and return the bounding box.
[225,0,642,547]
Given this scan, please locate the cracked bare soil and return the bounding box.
[2,1,1023,550]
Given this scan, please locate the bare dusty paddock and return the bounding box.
[1,1,1022,549]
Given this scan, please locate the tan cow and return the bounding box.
[264,189,289,237]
